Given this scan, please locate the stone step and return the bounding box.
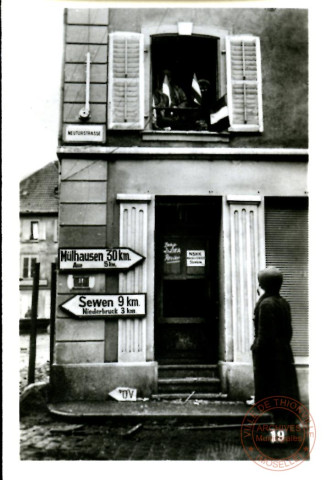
[158,364,219,379]
[158,377,221,393]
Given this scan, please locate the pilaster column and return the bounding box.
[226,195,265,362]
[117,194,152,362]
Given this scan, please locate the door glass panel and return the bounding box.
[163,240,181,274]
[163,279,208,317]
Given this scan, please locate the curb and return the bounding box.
[47,400,273,424]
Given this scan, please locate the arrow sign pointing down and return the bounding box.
[109,387,137,402]
[60,293,146,319]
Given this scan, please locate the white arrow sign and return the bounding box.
[59,248,144,271]
[60,293,146,319]
[109,387,137,402]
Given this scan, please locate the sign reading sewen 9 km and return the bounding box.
[60,294,146,319]
[59,248,144,271]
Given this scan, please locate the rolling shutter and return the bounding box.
[108,32,144,130]
[265,198,308,357]
[226,35,263,132]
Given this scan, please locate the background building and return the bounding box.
[52,7,308,405]
[20,161,59,331]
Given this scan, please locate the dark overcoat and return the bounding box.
[251,293,300,404]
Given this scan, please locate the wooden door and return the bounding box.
[155,198,220,364]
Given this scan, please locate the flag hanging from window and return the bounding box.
[162,75,171,106]
[210,94,230,132]
[192,73,202,106]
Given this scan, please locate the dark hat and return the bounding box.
[198,79,210,86]
[258,266,283,293]
[198,79,211,90]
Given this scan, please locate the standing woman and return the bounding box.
[251,267,300,404]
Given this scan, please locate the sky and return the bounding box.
[3,0,64,181]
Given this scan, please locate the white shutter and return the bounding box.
[108,32,144,130]
[226,35,263,132]
[39,220,46,240]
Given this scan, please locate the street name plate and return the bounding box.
[63,124,106,143]
[60,293,146,319]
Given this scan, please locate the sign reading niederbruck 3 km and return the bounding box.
[60,294,146,319]
[59,248,144,271]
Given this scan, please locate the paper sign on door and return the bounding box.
[186,250,205,267]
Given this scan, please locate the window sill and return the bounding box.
[142,130,230,143]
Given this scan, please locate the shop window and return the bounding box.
[22,257,37,279]
[108,31,263,133]
[30,221,39,240]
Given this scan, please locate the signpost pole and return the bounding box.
[49,263,57,381]
[28,262,40,385]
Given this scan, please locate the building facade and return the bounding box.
[20,161,59,330]
[53,7,308,404]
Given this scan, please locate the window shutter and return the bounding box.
[23,258,29,278]
[31,221,39,239]
[226,35,263,132]
[265,198,308,357]
[108,32,144,130]
[39,221,47,240]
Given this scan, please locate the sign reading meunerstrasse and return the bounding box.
[60,294,146,319]
[59,248,144,271]
[63,124,106,143]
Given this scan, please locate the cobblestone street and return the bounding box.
[19,333,248,460]
[19,333,310,462]
[20,412,249,461]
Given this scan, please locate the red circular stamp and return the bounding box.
[240,396,316,471]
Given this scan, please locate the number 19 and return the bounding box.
[270,430,285,443]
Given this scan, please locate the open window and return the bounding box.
[151,35,219,132]
[108,31,263,134]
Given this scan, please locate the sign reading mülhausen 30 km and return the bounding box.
[60,294,146,319]
[59,248,144,271]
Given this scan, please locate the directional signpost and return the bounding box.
[60,293,146,319]
[59,248,144,271]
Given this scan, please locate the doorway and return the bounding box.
[155,197,221,364]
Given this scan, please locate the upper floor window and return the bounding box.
[20,219,47,242]
[22,256,37,279]
[108,30,263,134]
[151,35,219,132]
